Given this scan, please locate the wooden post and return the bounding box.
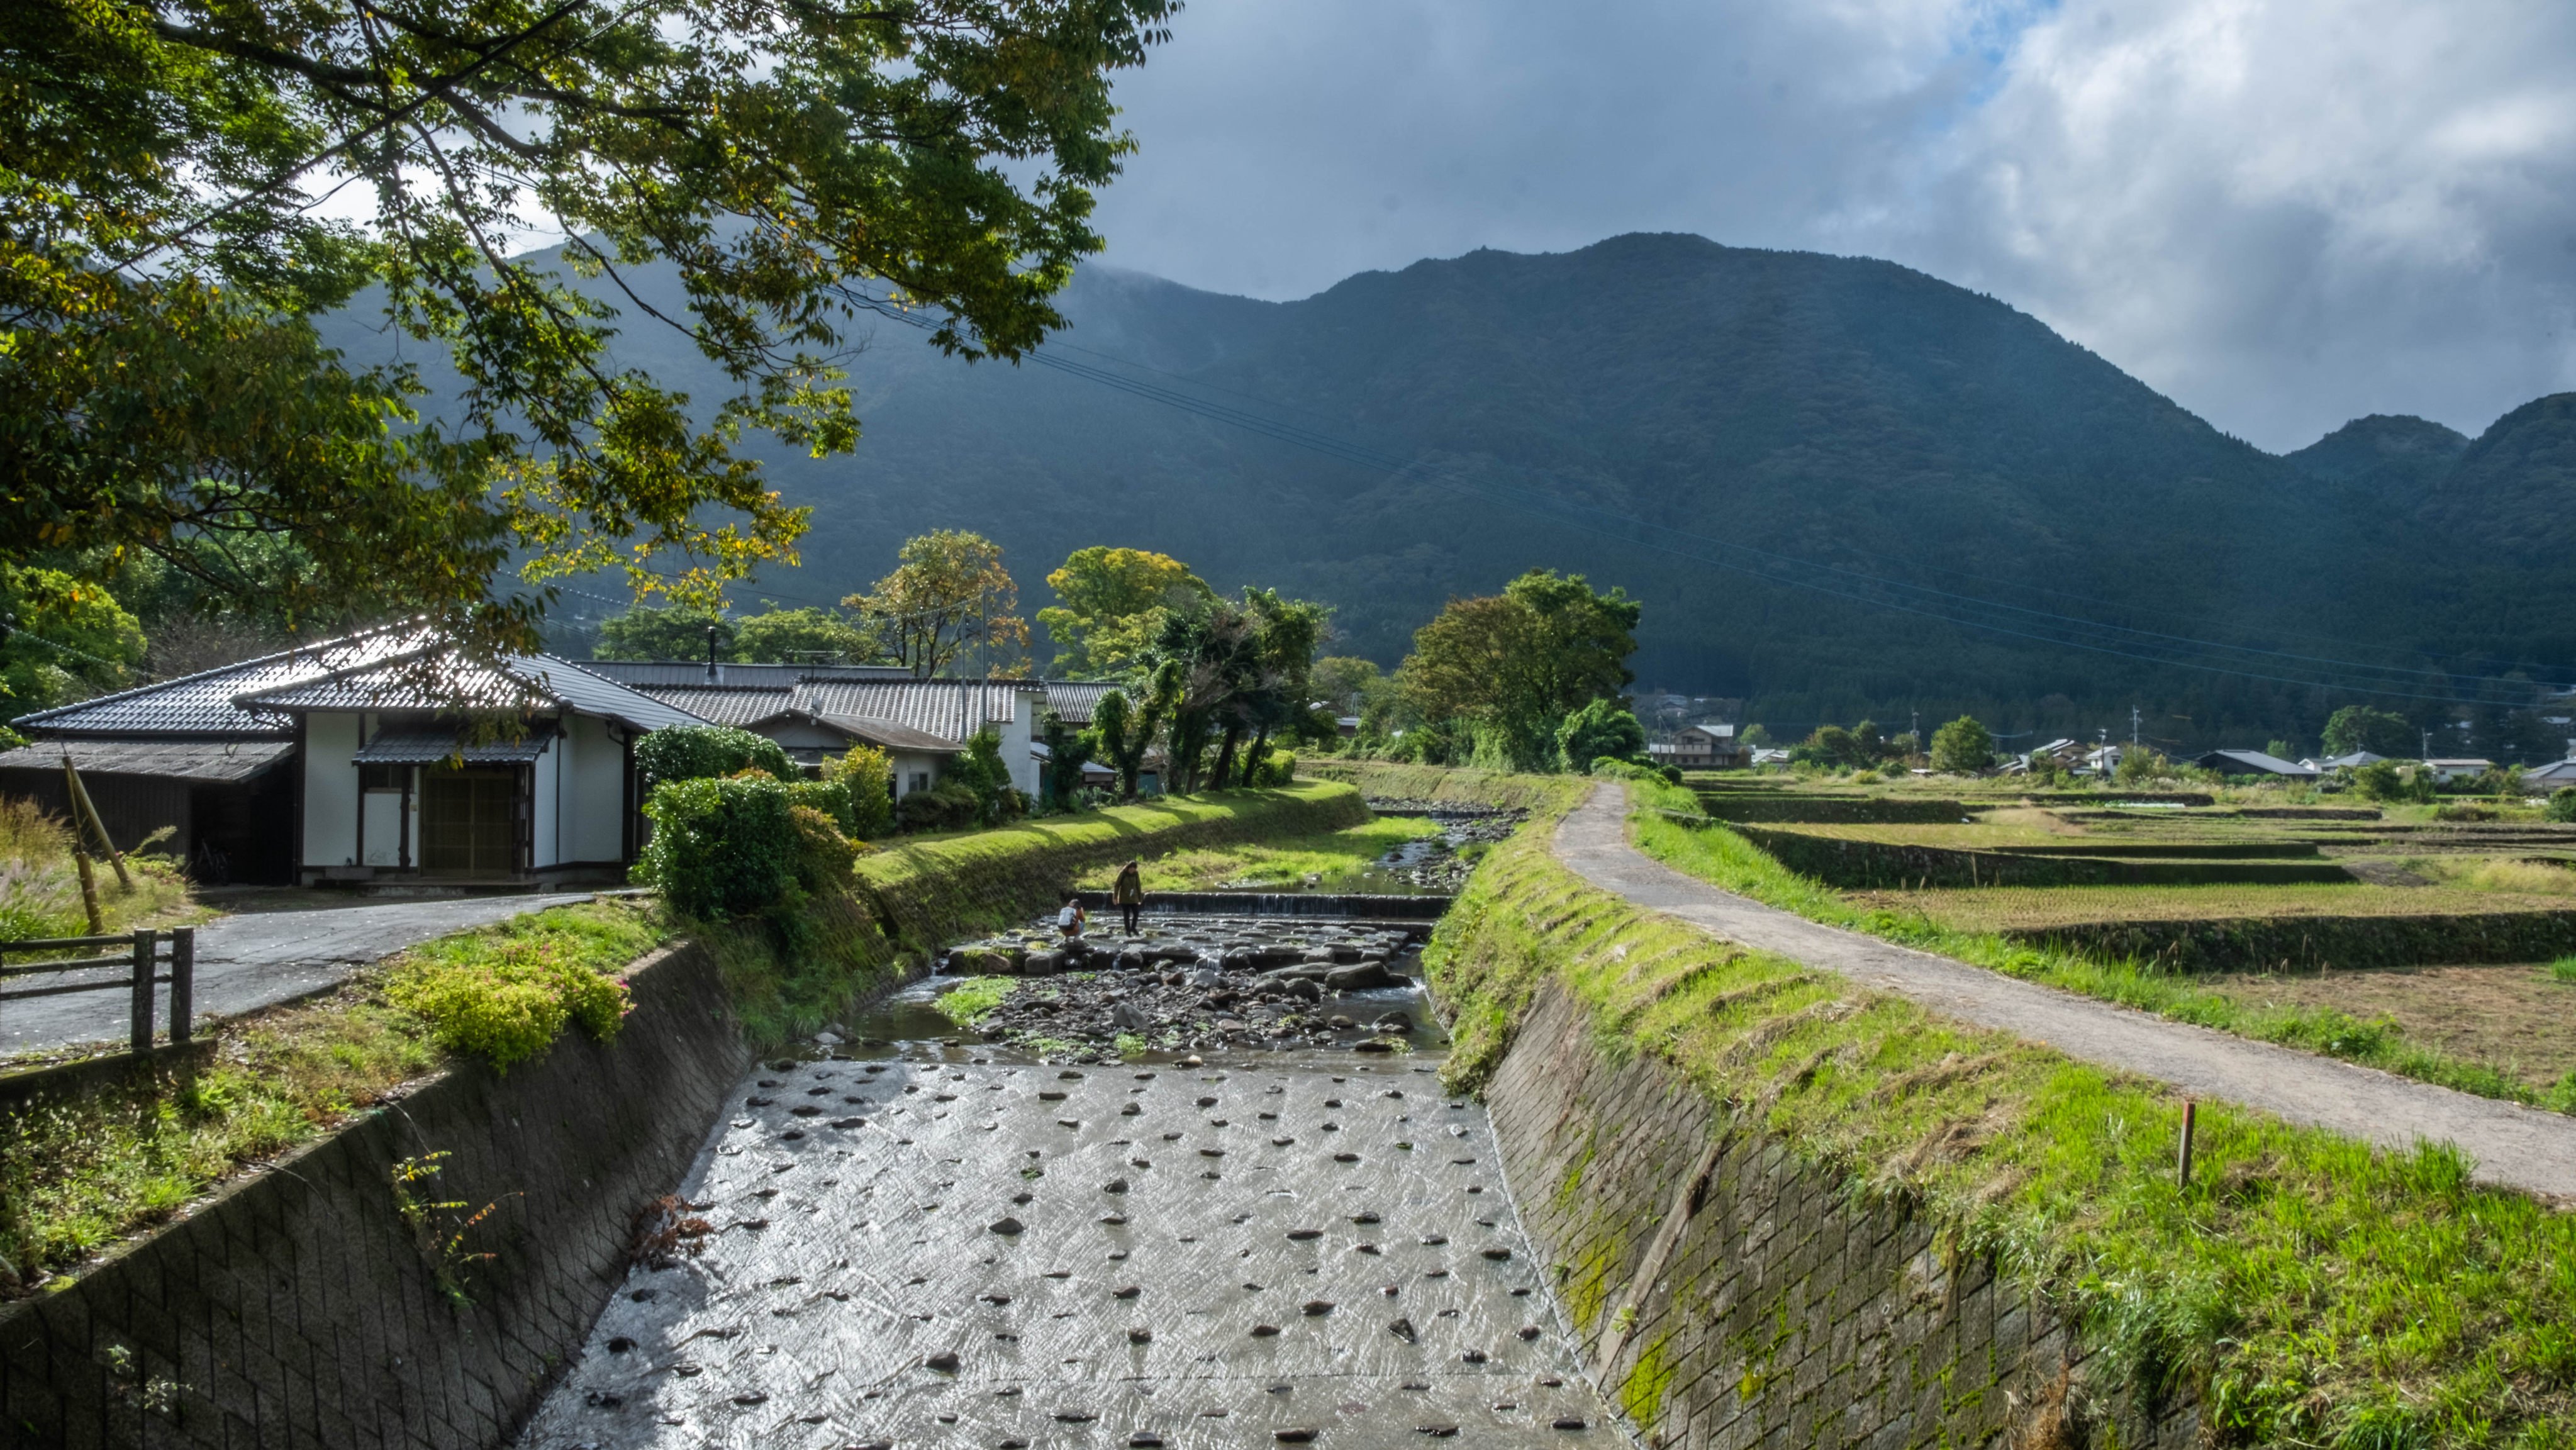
[130,929,157,1056]
[61,756,132,893]
[74,849,104,934]
[2177,1100,2197,1188]
[169,926,194,1046]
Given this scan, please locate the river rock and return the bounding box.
[1325,961,1393,991]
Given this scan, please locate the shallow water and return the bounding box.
[518,915,1612,1449]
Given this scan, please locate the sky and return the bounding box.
[1078,0,2576,454]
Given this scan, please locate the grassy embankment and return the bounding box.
[1405,764,2576,1447]
[0,798,199,941]
[706,781,1370,1042]
[1068,814,1440,894]
[0,783,1368,1293]
[1631,776,2576,1112]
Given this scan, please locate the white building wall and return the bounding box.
[566,715,628,863]
[301,711,362,868]
[532,728,562,868]
[1003,689,1041,798]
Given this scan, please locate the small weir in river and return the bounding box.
[518,884,1614,1449]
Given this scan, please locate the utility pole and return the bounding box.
[2423,728,2432,760]
[2131,706,2141,747]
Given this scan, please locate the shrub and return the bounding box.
[1246,749,1298,786]
[2349,759,2434,803]
[635,775,798,918]
[2114,748,2173,784]
[2550,788,2576,823]
[785,803,861,891]
[1928,716,1993,773]
[1555,698,1646,772]
[821,744,897,838]
[633,725,794,790]
[385,932,632,1073]
[1590,756,1681,786]
[785,777,857,836]
[898,779,982,832]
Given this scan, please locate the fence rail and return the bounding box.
[0,928,196,1055]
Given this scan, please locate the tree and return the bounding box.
[820,744,896,839]
[1928,717,1993,774]
[733,608,875,666]
[1394,569,1639,771]
[1037,710,1096,812]
[1557,699,1646,770]
[1,0,1176,654]
[1,567,146,713]
[847,531,1029,679]
[1089,682,1166,801]
[2322,706,2417,759]
[1037,547,1211,676]
[597,605,734,663]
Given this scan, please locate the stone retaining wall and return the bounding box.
[0,940,749,1450]
[1485,983,2200,1450]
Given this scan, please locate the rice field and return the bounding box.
[1856,881,2576,932]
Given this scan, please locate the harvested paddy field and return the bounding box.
[2202,961,2576,1091]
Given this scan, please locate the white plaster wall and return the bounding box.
[532,730,562,868]
[302,712,361,868]
[1003,690,1040,798]
[566,715,627,864]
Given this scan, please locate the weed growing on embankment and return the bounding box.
[1420,771,2576,1446]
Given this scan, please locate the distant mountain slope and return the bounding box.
[327,233,2576,740]
[2285,414,2469,501]
[2419,394,2576,559]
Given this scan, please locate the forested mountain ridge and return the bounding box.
[333,232,2576,744]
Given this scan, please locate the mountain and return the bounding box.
[2283,414,2470,503]
[329,233,2576,744]
[2417,394,2576,560]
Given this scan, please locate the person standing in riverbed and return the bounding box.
[1112,858,1144,935]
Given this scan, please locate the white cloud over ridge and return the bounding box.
[1086,0,2576,451]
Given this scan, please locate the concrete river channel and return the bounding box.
[520,895,1617,1450]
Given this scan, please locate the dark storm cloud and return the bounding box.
[1084,0,2576,452]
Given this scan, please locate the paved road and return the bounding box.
[1,893,597,1054]
[518,1041,1608,1448]
[1559,783,2576,1202]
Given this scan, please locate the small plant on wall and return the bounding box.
[391,1151,513,1308]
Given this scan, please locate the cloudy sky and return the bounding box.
[1079,0,2576,454]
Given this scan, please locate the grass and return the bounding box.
[0,900,666,1296]
[932,976,1018,1026]
[1622,778,2576,1113]
[1069,815,1441,893]
[1867,882,2576,930]
[382,902,665,1071]
[0,797,198,941]
[2554,957,2576,984]
[1425,778,2576,1446]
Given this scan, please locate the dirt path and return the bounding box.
[1558,783,2576,1201]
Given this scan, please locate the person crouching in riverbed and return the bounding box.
[1057,894,1088,941]
[1112,859,1144,935]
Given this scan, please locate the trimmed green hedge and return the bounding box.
[633,724,794,789]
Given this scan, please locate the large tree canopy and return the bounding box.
[0,0,1174,654]
[1037,545,1210,676]
[1396,568,1639,769]
[847,529,1028,678]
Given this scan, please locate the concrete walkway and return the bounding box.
[1557,783,2576,1201]
[1,892,598,1054]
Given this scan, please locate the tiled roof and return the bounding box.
[239,647,709,732]
[746,708,961,754]
[354,730,553,764]
[576,660,914,689]
[0,739,296,783]
[797,679,1041,743]
[11,625,427,739]
[610,684,794,727]
[1042,681,1123,725]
